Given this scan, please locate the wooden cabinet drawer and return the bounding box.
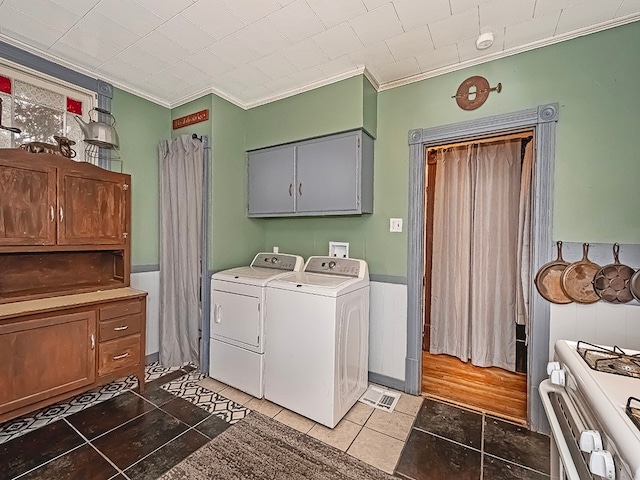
[99,314,142,342]
[100,301,142,321]
[98,334,140,377]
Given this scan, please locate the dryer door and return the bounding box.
[211,290,261,350]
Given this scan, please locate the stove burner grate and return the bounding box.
[626,397,640,431]
[576,341,640,378]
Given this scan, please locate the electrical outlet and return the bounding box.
[390,218,403,233]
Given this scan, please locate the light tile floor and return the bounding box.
[196,377,424,475]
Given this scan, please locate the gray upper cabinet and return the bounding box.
[247,130,373,217]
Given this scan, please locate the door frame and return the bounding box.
[405,103,559,433]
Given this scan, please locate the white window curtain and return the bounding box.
[159,135,204,367]
[429,138,531,372]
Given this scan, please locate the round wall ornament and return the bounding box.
[453,76,502,110]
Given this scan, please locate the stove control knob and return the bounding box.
[549,368,566,387]
[580,430,603,453]
[546,361,561,375]
[589,450,616,480]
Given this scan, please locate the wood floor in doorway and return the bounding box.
[422,351,527,424]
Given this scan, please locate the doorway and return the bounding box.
[405,103,559,432]
[421,132,533,423]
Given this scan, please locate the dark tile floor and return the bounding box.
[395,398,550,480]
[0,369,231,480]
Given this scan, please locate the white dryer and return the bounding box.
[264,256,369,428]
[209,252,303,398]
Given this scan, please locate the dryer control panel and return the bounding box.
[251,253,303,271]
[304,256,367,278]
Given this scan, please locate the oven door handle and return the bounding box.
[539,379,583,480]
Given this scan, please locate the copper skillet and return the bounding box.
[593,243,635,304]
[560,243,600,304]
[534,241,572,304]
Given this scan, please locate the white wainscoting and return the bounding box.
[368,281,407,383]
[130,271,160,357]
[549,302,640,358]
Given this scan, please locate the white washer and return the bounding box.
[209,252,303,398]
[264,256,369,428]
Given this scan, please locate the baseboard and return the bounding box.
[145,352,159,365]
[368,371,405,392]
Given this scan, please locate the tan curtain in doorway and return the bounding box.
[430,138,528,372]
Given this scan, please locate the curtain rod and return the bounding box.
[427,130,534,153]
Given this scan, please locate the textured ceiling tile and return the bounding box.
[136,32,192,64]
[450,0,490,15]
[220,0,281,24]
[133,0,193,20]
[263,74,299,93]
[207,36,260,66]
[306,0,367,28]
[385,26,433,61]
[394,0,450,31]
[349,41,395,67]
[616,0,640,17]
[289,65,326,84]
[182,0,245,40]
[55,26,121,62]
[165,61,211,85]
[74,10,141,50]
[0,5,65,49]
[228,64,273,87]
[96,0,164,36]
[5,0,80,31]
[240,85,272,103]
[349,3,404,46]
[115,46,170,75]
[51,0,100,16]
[268,0,326,43]
[212,73,252,94]
[503,11,560,49]
[312,22,364,59]
[319,55,358,77]
[276,0,296,5]
[556,0,621,34]
[479,0,535,29]
[428,7,479,48]
[235,19,290,56]
[98,58,150,83]
[369,56,420,83]
[281,38,329,69]
[251,53,298,79]
[155,15,216,54]
[415,43,459,71]
[184,50,233,77]
[533,0,587,18]
[361,0,389,11]
[457,27,504,61]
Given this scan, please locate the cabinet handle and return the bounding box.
[113,352,129,360]
[289,183,293,197]
[59,206,64,222]
[298,182,302,196]
[50,205,55,223]
[214,304,222,324]
[113,325,129,331]
[90,334,95,350]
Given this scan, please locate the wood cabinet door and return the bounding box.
[0,158,56,246]
[57,168,128,245]
[0,310,96,416]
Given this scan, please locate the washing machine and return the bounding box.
[264,256,369,428]
[209,252,303,398]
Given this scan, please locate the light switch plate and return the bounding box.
[390,218,403,232]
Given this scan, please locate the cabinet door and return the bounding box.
[296,132,359,214]
[0,311,96,416]
[58,168,127,245]
[0,158,56,246]
[247,146,295,216]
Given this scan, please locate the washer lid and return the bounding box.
[212,266,293,286]
[277,272,353,288]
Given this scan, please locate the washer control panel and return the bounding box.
[305,256,362,277]
[251,253,303,271]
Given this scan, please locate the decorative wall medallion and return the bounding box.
[453,76,502,110]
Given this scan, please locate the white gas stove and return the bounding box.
[540,340,640,480]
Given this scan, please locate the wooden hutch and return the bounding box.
[0,148,147,423]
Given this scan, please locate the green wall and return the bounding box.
[112,88,170,267]
[250,23,640,277]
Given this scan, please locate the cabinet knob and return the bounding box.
[59,206,64,222]
[90,334,95,350]
[50,205,55,223]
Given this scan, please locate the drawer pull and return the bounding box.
[91,334,95,350]
[113,325,129,331]
[113,352,130,360]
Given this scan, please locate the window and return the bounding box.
[0,61,95,163]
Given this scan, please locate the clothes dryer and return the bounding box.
[209,252,303,398]
[264,256,369,428]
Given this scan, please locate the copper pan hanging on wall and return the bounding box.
[534,241,572,304]
[560,243,600,304]
[592,243,635,304]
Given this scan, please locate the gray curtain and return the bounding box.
[159,135,204,367]
[430,138,527,372]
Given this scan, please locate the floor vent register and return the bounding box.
[359,386,400,412]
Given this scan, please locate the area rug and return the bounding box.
[159,412,395,480]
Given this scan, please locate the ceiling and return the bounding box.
[0,0,638,109]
